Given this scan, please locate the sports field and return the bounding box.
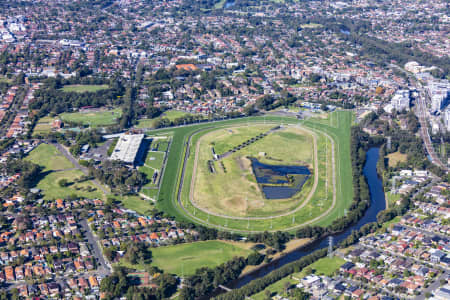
[150,241,252,275]
[151,111,353,233]
[33,116,57,136]
[60,84,109,93]
[59,108,122,127]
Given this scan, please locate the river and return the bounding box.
[225,147,386,289]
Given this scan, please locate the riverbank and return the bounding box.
[240,238,313,276]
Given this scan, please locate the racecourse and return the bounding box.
[152,111,353,233]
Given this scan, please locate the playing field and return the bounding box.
[59,108,122,127]
[152,111,353,233]
[60,84,109,93]
[192,125,315,217]
[33,116,57,136]
[150,241,252,275]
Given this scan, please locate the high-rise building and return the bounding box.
[391,90,410,112]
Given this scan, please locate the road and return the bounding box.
[80,219,111,276]
[53,142,110,195]
[415,271,448,300]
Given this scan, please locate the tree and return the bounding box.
[58,179,69,187]
[247,252,264,265]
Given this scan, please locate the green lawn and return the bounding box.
[59,108,122,127]
[305,256,346,276]
[192,125,315,217]
[118,195,153,214]
[145,151,165,170]
[214,0,226,9]
[25,143,74,171]
[25,144,104,200]
[149,241,252,275]
[36,169,102,200]
[60,84,109,93]
[141,188,159,200]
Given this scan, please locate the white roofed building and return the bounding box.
[110,134,145,165]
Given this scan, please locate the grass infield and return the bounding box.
[151,111,353,233]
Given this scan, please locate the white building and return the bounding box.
[391,90,410,112]
[427,81,449,112]
[110,134,145,165]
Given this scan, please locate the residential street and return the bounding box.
[80,219,112,277]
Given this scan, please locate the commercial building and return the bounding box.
[110,134,145,165]
[391,90,410,112]
[427,81,449,112]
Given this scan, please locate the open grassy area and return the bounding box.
[251,256,345,300]
[60,108,122,127]
[145,151,165,170]
[214,0,226,9]
[25,143,74,171]
[151,111,352,232]
[25,143,104,200]
[149,241,252,275]
[141,188,159,200]
[119,195,153,214]
[387,151,407,167]
[60,84,109,93]
[36,169,102,200]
